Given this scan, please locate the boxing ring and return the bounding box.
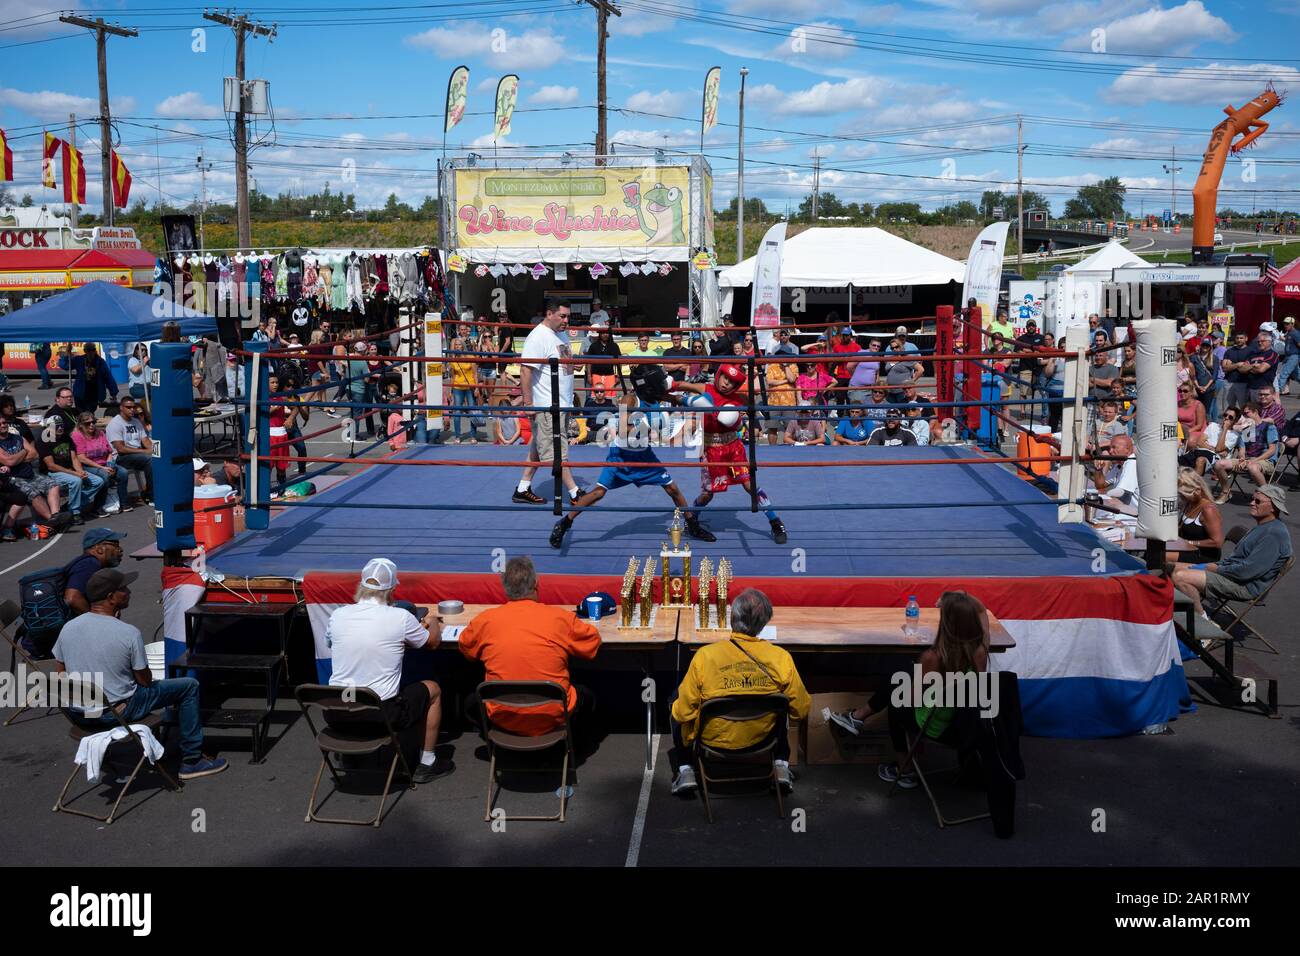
[152,309,1190,739]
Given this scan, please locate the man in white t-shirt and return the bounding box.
[324,558,453,784]
[586,299,610,338]
[1095,433,1140,507]
[105,397,154,505]
[513,298,580,505]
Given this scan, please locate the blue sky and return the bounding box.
[3,0,1300,218]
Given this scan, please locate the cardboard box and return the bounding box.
[804,692,892,765]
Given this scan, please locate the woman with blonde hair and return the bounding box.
[1176,466,1224,561]
[828,590,990,790]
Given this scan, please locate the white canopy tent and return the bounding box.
[1047,239,1151,333]
[718,226,965,290]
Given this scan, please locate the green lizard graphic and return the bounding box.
[629,182,686,245]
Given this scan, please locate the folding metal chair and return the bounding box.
[1276,445,1300,488]
[889,710,991,830]
[53,677,183,825]
[1208,555,1292,655]
[1,600,59,727]
[476,681,574,823]
[692,694,789,824]
[295,684,415,827]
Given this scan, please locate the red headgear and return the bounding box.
[715,363,745,394]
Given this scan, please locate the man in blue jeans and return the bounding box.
[53,568,228,780]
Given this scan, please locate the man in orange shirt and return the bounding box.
[459,555,602,740]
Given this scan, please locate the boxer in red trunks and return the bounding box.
[673,363,787,543]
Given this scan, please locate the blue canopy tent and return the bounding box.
[0,281,217,342]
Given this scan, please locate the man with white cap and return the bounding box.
[894,324,921,356]
[1172,484,1292,618]
[324,558,453,783]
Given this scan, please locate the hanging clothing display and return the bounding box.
[217,256,233,306]
[232,255,247,312]
[246,255,262,304]
[372,254,389,296]
[345,254,365,313]
[275,257,289,299]
[303,255,319,298]
[285,247,303,302]
[317,259,332,309]
[261,255,276,308]
[330,255,348,311]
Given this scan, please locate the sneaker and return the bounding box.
[179,756,229,780]
[102,500,121,515]
[770,518,788,545]
[549,517,571,549]
[671,765,698,796]
[877,761,918,790]
[119,504,135,514]
[412,759,455,784]
[512,488,545,505]
[446,437,460,444]
[773,762,795,794]
[1214,490,1231,505]
[1,528,15,542]
[828,709,866,737]
[686,517,716,543]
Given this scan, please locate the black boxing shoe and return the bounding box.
[770,518,788,545]
[686,516,716,543]
[513,487,545,504]
[549,517,572,549]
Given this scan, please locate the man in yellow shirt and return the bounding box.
[669,588,810,795]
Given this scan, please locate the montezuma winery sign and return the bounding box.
[453,167,691,250]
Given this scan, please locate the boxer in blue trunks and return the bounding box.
[550,385,716,549]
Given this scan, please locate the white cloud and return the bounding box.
[0,87,135,121]
[1105,63,1300,104]
[610,127,688,150]
[747,77,886,116]
[624,89,690,116]
[841,143,882,159]
[155,92,223,119]
[808,144,836,158]
[1087,137,1145,152]
[529,85,579,106]
[405,23,565,70]
[1063,1,1235,54]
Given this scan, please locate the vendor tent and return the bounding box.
[0,280,216,342]
[1048,239,1151,331]
[718,227,965,289]
[1274,258,1300,300]
[1065,240,1150,274]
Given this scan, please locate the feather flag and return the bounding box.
[0,129,13,182]
[444,65,469,133]
[43,132,61,188]
[61,142,86,204]
[110,149,133,208]
[702,66,721,137]
[494,74,519,140]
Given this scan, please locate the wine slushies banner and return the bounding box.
[452,166,692,250]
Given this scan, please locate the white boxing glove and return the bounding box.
[716,409,741,428]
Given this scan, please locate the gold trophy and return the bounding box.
[696,557,713,628]
[638,556,655,626]
[619,556,638,627]
[714,558,732,630]
[659,509,694,610]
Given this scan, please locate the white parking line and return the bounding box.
[624,733,659,868]
[0,532,64,579]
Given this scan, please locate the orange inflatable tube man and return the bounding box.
[1192,87,1281,263]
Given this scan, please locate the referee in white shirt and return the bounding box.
[324,558,454,783]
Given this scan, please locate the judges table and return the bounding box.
[446,604,1015,768]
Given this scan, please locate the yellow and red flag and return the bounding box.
[110,149,132,208]
[43,132,61,188]
[61,142,86,204]
[0,129,13,182]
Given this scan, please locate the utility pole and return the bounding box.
[196,151,212,249]
[1016,113,1024,271]
[1162,147,1182,229]
[68,114,79,229]
[812,154,821,220]
[59,15,137,225]
[581,0,621,164]
[736,66,748,264]
[204,10,276,248]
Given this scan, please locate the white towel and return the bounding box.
[74,725,165,782]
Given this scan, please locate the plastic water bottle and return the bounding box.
[904,595,920,636]
[22,395,30,413]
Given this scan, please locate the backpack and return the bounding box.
[18,560,78,641]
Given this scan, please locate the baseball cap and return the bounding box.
[360,557,399,590]
[841,326,856,335]
[575,591,616,619]
[1256,484,1288,515]
[895,325,908,335]
[86,569,138,602]
[83,527,127,549]
[193,457,208,471]
[1260,321,1277,333]
[885,407,903,420]
[354,340,368,352]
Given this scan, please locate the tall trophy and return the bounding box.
[659,508,693,610]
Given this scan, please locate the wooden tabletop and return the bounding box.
[444,603,679,651]
[680,606,1015,652]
